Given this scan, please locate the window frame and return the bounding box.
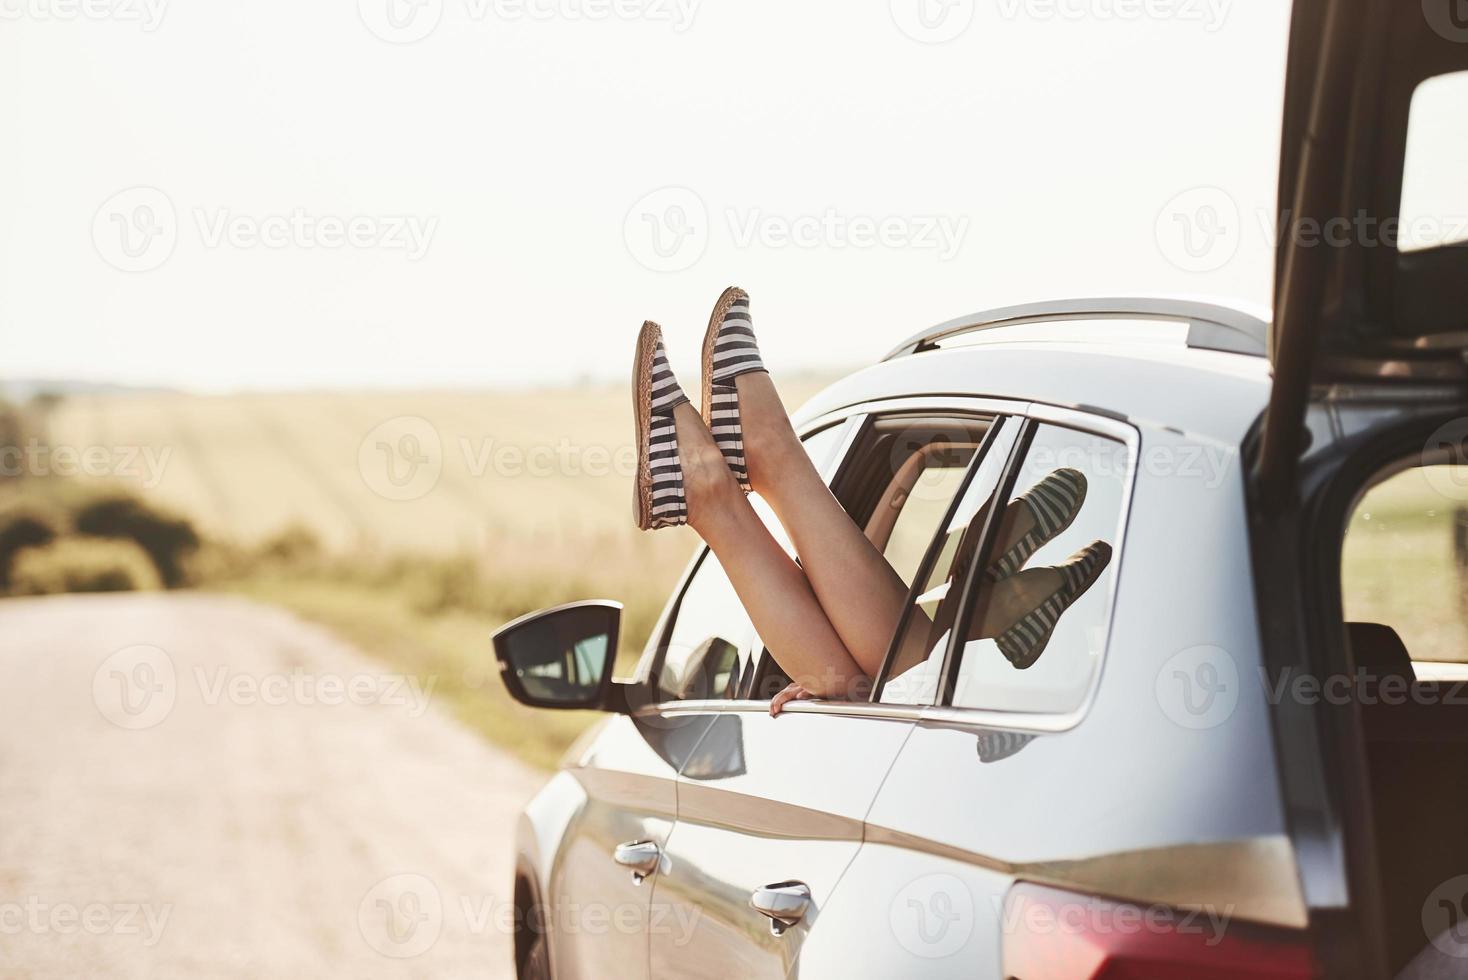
[634,396,1138,736]
[929,406,1136,722]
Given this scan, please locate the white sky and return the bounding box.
[0,0,1297,392]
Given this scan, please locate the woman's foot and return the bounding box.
[633,321,691,529]
[699,287,805,498]
[633,320,742,531]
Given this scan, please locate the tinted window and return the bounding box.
[1342,463,1468,663]
[733,416,989,701]
[948,423,1127,714]
[854,417,992,590]
[879,420,1019,705]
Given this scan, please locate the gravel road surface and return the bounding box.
[0,592,546,979]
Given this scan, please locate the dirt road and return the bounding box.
[0,592,547,979]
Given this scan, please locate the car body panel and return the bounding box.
[520,712,713,980]
[793,342,1271,450]
[648,710,915,978]
[821,418,1305,973]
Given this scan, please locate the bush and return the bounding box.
[0,502,63,589]
[256,524,322,567]
[73,494,200,587]
[9,537,163,595]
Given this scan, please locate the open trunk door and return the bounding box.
[1258,0,1468,505]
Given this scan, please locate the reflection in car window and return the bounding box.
[655,423,851,702]
[948,424,1126,714]
[879,421,1019,706]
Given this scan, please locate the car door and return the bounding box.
[557,419,854,979]
[540,690,706,979]
[1259,0,1468,499]
[646,406,1019,978]
[1253,4,1468,975]
[812,410,1318,977]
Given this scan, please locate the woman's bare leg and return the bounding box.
[733,372,910,678]
[673,403,867,698]
[735,371,1048,679]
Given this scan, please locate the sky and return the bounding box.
[0,0,1301,392]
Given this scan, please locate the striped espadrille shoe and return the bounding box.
[700,286,766,494]
[984,468,1088,583]
[634,321,692,530]
[994,539,1112,670]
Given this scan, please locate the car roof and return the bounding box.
[792,330,1272,447]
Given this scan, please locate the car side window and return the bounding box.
[877,419,1020,705]
[656,551,756,701]
[947,422,1128,713]
[1342,462,1468,664]
[653,422,851,702]
[837,414,994,588]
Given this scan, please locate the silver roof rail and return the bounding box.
[882,297,1270,361]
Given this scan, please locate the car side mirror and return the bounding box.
[492,600,623,711]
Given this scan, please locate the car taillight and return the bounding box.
[1001,882,1319,979]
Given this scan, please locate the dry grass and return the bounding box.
[45,380,828,553]
[17,379,830,765]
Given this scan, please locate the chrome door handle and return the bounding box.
[613,840,660,883]
[749,881,811,935]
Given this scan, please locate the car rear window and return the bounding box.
[1342,462,1468,664]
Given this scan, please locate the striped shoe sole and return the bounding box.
[700,286,764,494]
[985,467,1088,582]
[994,539,1113,670]
[633,321,690,530]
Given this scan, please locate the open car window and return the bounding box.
[651,422,853,702]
